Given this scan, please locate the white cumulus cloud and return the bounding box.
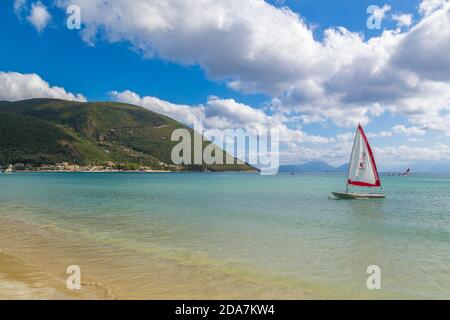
[0,71,86,102]
[392,13,413,27]
[419,0,449,15]
[53,0,450,132]
[110,90,204,126]
[27,1,51,32]
[392,125,426,136]
[110,90,331,147]
[13,0,26,16]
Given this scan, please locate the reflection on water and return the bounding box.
[0,172,450,299]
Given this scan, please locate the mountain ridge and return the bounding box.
[386,161,450,173]
[279,161,348,173]
[281,161,450,174]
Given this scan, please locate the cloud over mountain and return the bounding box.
[57,0,450,130]
[110,90,331,146]
[0,72,86,102]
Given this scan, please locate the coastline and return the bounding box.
[18,169,173,173]
[1,161,259,174]
[3,169,259,174]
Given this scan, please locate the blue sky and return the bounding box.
[2,0,421,102]
[2,0,450,168]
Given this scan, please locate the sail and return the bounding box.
[347,125,381,187]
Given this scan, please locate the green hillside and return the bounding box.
[0,99,255,172]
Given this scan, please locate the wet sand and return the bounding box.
[0,214,309,300]
[0,251,92,299]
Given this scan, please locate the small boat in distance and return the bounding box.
[332,124,385,199]
[4,164,14,174]
[400,168,411,176]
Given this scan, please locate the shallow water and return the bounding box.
[0,172,449,299]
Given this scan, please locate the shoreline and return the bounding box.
[0,213,308,300]
[1,161,259,174]
[0,251,93,300]
[2,169,259,174]
[17,169,173,173]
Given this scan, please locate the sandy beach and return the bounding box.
[0,215,107,299]
[0,213,308,300]
[0,251,89,300]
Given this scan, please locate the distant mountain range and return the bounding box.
[279,161,348,173]
[386,161,450,173]
[281,161,450,174]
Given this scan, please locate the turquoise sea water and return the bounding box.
[0,172,450,299]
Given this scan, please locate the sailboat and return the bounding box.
[4,164,14,174]
[332,124,385,199]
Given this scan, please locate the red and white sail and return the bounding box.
[347,125,381,187]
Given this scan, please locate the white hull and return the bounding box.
[332,192,385,199]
